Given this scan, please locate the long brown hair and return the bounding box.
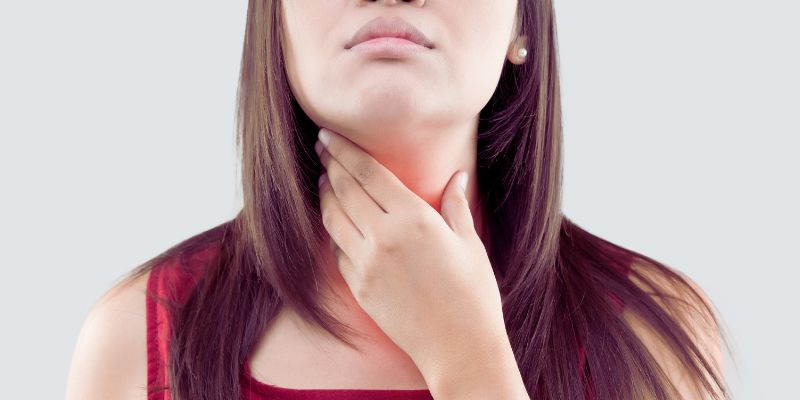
[122,0,734,398]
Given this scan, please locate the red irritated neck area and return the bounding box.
[312,120,495,326]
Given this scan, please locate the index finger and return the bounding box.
[318,128,420,214]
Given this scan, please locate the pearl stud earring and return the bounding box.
[517,47,528,59]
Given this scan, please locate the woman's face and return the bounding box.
[281,0,521,143]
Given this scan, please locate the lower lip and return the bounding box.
[348,37,431,58]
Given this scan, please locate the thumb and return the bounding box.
[440,170,476,237]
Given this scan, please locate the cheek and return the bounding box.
[443,3,517,91]
[443,35,511,114]
[281,2,344,122]
[284,51,333,126]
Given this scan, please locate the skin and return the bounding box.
[281,0,526,217]
[275,0,531,396]
[65,1,723,398]
[313,128,529,398]
[63,267,723,399]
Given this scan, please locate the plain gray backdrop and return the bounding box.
[1,1,797,398]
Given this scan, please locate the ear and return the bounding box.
[507,35,528,65]
[507,11,528,64]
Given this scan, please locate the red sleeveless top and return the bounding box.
[146,244,627,400]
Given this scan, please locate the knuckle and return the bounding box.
[410,209,436,232]
[354,161,377,185]
[329,172,349,198]
[339,178,355,199]
[373,235,400,257]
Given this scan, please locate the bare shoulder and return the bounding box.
[621,261,724,399]
[65,271,151,400]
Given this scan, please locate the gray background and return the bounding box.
[1,1,797,398]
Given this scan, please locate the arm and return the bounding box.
[65,272,150,400]
[426,337,530,400]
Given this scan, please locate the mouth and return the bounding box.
[345,16,434,50]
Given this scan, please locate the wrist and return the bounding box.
[424,337,530,400]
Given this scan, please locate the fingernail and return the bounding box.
[318,129,331,147]
[318,173,327,187]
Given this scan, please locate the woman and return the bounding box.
[66,1,731,399]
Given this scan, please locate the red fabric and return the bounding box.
[240,361,434,400]
[146,245,630,399]
[146,248,212,400]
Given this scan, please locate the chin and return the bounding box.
[356,79,425,109]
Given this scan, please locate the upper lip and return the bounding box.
[345,16,434,50]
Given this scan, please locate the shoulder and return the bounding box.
[65,270,151,400]
[621,261,724,399]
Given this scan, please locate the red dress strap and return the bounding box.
[146,247,217,400]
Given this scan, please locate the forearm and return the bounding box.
[425,339,530,400]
